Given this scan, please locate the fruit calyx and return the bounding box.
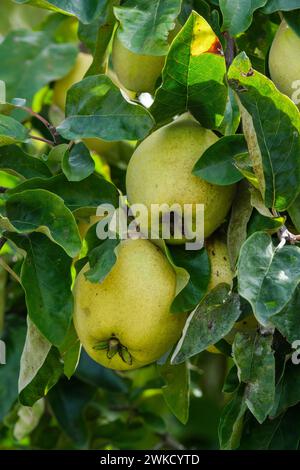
[93,337,133,365]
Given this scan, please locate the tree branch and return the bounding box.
[29,134,55,147]
[22,106,59,144]
[223,31,235,69]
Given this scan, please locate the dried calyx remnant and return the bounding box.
[93,336,133,365]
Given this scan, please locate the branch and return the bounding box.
[29,134,55,147]
[22,106,59,144]
[277,226,300,248]
[223,31,235,69]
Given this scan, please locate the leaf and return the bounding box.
[271,360,300,418]
[289,194,300,232]
[85,238,120,283]
[114,0,181,55]
[233,331,275,423]
[193,134,246,185]
[58,323,81,379]
[247,210,284,236]
[218,384,247,450]
[0,29,77,108]
[219,88,241,135]
[8,174,119,213]
[76,349,128,393]
[0,316,26,421]
[158,361,190,424]
[271,286,300,344]
[13,399,45,441]
[151,12,228,129]
[227,181,252,270]
[62,142,95,182]
[6,232,74,347]
[171,284,241,364]
[219,0,268,36]
[5,189,81,258]
[239,405,300,450]
[263,0,300,14]
[15,0,108,24]
[48,377,95,447]
[57,75,154,142]
[0,145,51,179]
[237,232,300,325]
[283,10,300,37]
[223,365,240,394]
[228,52,300,211]
[0,115,29,146]
[168,245,211,313]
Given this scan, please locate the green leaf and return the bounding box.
[193,134,246,185]
[228,52,300,211]
[240,405,300,450]
[0,115,29,146]
[15,0,108,24]
[151,12,228,129]
[219,88,241,135]
[8,174,119,212]
[5,189,81,257]
[283,10,300,36]
[6,232,74,347]
[247,210,284,236]
[62,142,95,182]
[18,318,63,406]
[76,349,128,393]
[0,316,26,421]
[158,361,190,424]
[272,287,300,344]
[219,0,268,36]
[57,75,154,141]
[271,360,300,418]
[171,284,241,364]
[168,245,210,313]
[0,145,51,179]
[263,0,300,14]
[114,0,181,55]
[233,331,275,423]
[227,181,252,270]
[85,238,120,283]
[237,232,300,325]
[289,194,300,232]
[0,30,77,108]
[223,365,240,394]
[48,377,95,447]
[218,384,247,450]
[58,323,81,379]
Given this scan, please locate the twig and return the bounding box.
[223,31,235,69]
[29,134,55,147]
[22,106,59,144]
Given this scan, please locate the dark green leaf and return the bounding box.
[283,10,300,36]
[219,0,268,36]
[169,245,210,313]
[85,238,120,283]
[5,189,81,257]
[158,361,190,424]
[193,134,246,185]
[114,0,181,55]
[48,377,95,447]
[171,284,241,364]
[247,210,285,236]
[223,365,240,394]
[0,115,29,146]
[59,323,81,379]
[289,194,300,232]
[62,142,95,182]
[218,385,247,450]
[58,75,154,141]
[271,360,300,418]
[228,52,300,211]
[238,232,300,325]
[272,287,300,344]
[0,145,51,179]
[7,232,73,347]
[263,0,300,14]
[151,12,227,129]
[233,332,275,423]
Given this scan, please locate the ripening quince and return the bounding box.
[269,20,300,109]
[126,115,236,243]
[53,52,93,111]
[73,238,186,370]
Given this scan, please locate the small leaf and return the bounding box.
[158,361,190,424]
[0,145,51,179]
[85,238,120,283]
[171,284,241,364]
[193,134,246,185]
[238,232,300,325]
[114,0,181,55]
[57,75,154,142]
[0,115,29,146]
[5,189,81,258]
[7,233,74,347]
[62,142,95,182]
[58,323,81,379]
[151,12,227,129]
[233,331,275,423]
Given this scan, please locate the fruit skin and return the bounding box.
[126,116,236,242]
[206,236,233,291]
[269,20,300,109]
[53,52,93,111]
[73,238,186,371]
